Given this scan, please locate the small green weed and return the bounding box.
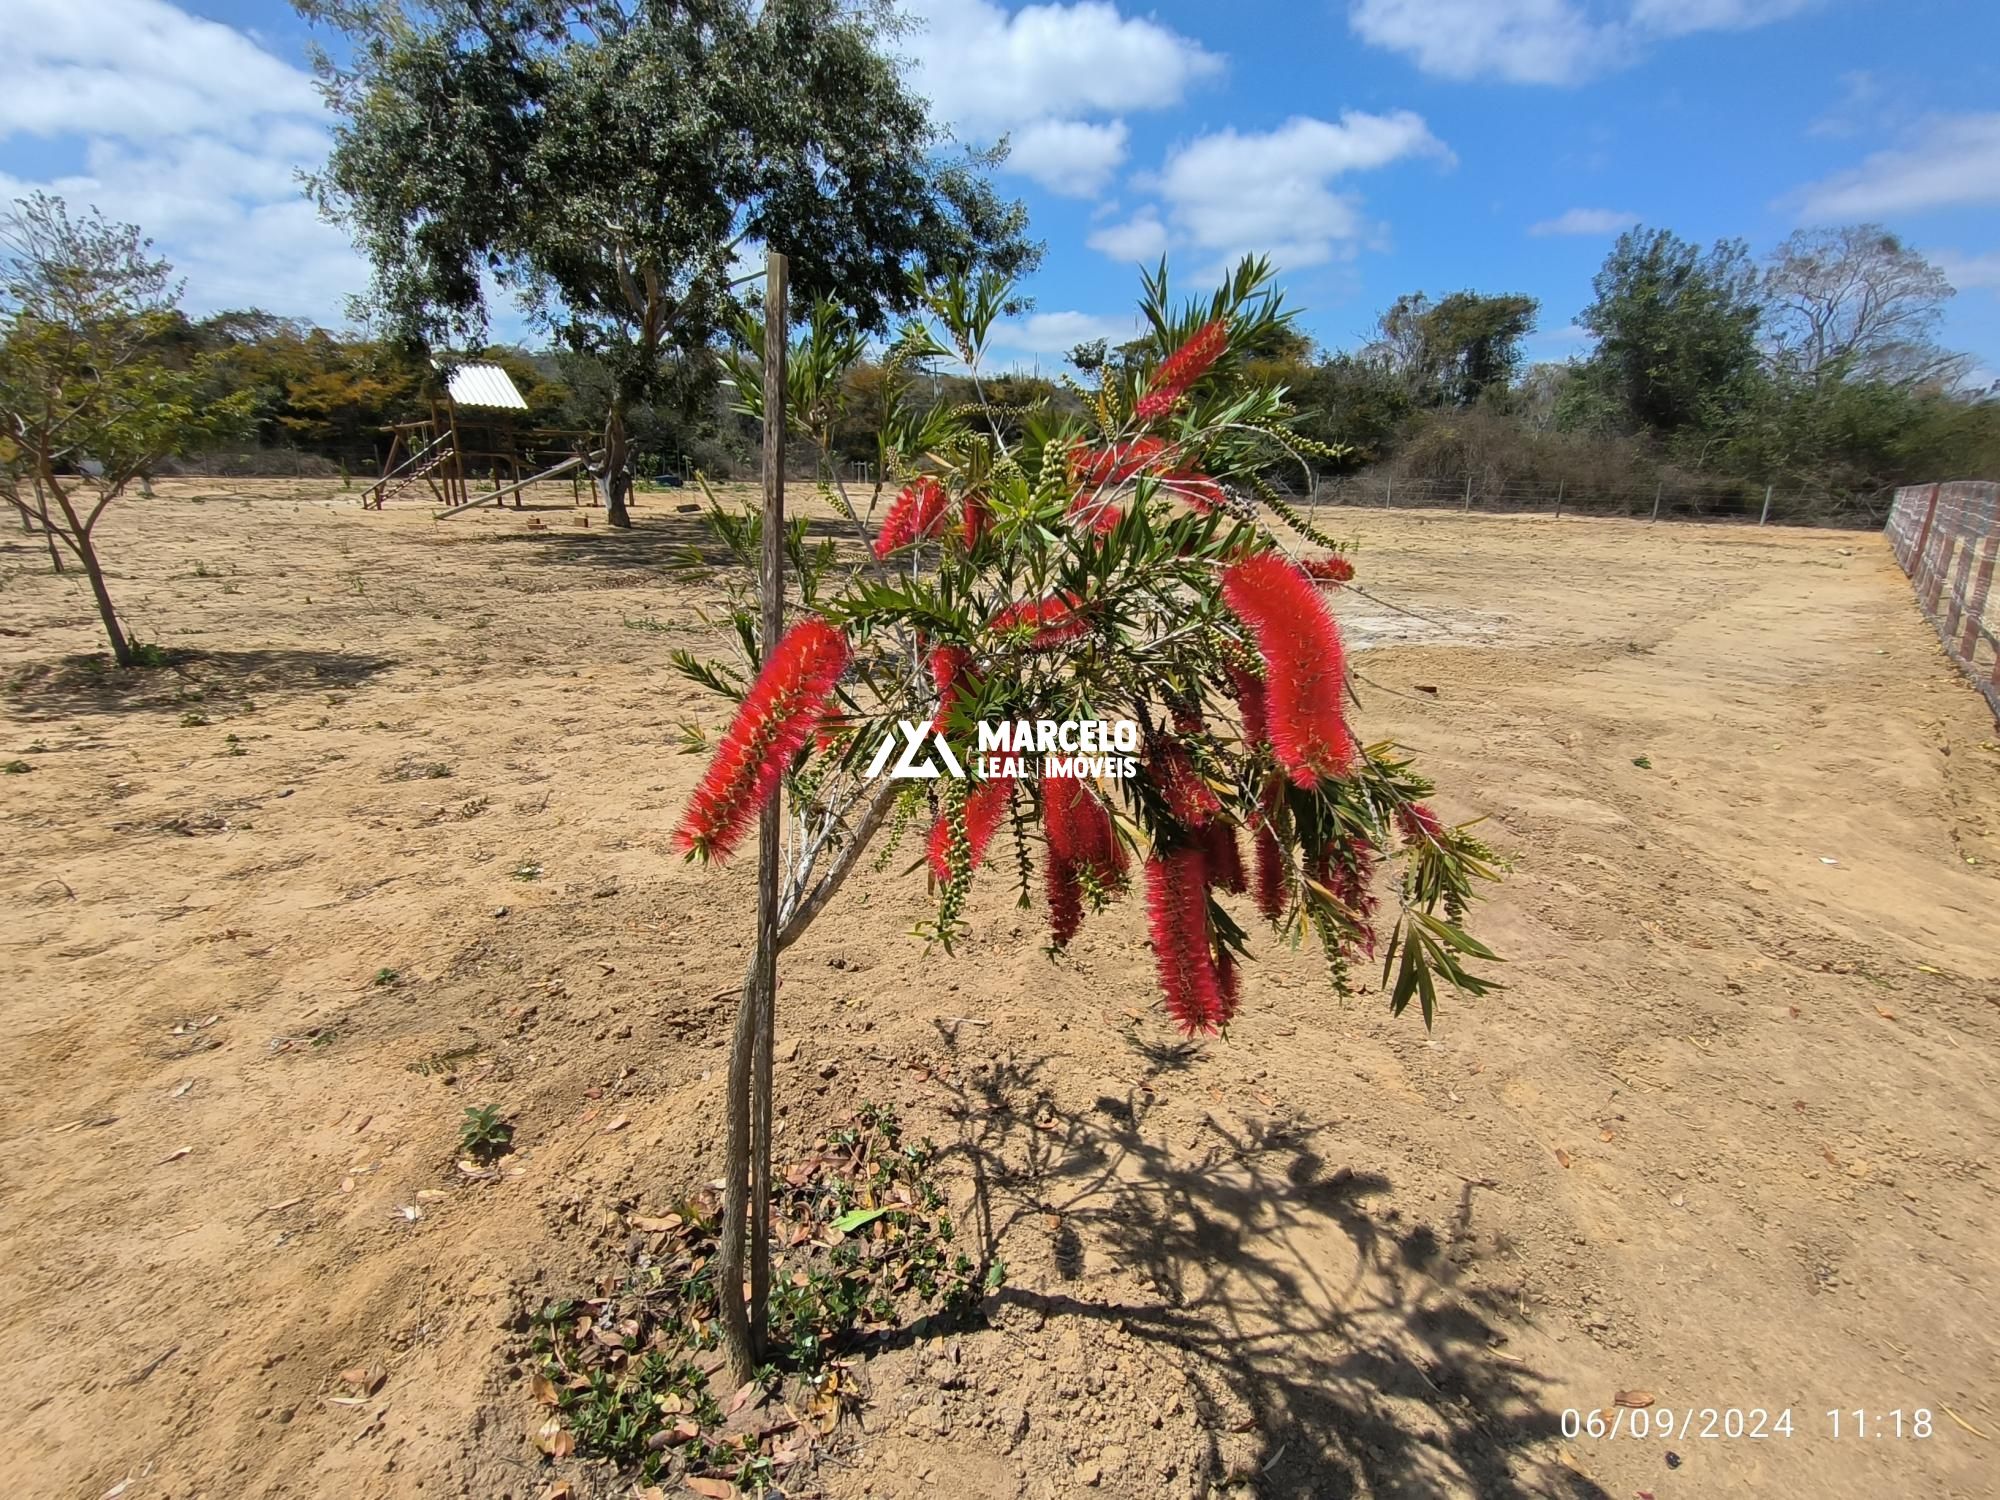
[179,711,209,727]
[530,1106,996,1488]
[460,1103,514,1160]
[1632,754,1652,769]
[373,966,400,987]
[2,759,29,774]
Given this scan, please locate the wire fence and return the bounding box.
[1886,480,2000,720]
[1302,473,1888,528]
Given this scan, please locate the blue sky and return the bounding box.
[4,0,1997,381]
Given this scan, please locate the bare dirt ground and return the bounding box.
[3,480,1997,1500]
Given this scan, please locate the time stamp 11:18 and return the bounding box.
[1560,1406,1942,1441]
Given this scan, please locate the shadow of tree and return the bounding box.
[3,646,397,718]
[927,1051,1606,1499]
[453,507,869,580]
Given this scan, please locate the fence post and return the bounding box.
[1759,485,1773,526]
[1462,476,1473,512]
[1553,479,1564,519]
[1384,475,1392,509]
[1651,483,1662,522]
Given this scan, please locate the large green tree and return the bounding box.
[1370,291,1538,408]
[297,0,1038,526]
[1572,227,1763,437]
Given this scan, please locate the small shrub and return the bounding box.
[179,711,209,727]
[2,760,30,774]
[460,1103,514,1160]
[373,966,400,987]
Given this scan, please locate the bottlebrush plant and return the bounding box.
[683,256,1501,1373]
[690,256,1499,1026]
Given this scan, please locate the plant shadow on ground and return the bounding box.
[2,646,397,719]
[930,1048,1610,1500]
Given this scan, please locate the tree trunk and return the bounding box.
[598,405,633,529]
[32,474,63,573]
[51,485,131,666]
[717,251,788,1383]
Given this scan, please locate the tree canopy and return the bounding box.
[297,0,1039,522]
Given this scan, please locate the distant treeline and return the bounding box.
[167,223,1997,521]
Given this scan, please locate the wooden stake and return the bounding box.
[718,250,789,1380]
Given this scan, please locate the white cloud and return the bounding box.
[903,0,1222,138]
[1347,0,1807,85]
[1005,118,1130,197]
[1348,0,1621,84]
[1528,206,1640,236]
[991,309,1140,355]
[1087,209,1170,263]
[1627,0,1809,37]
[1792,113,2000,219]
[0,0,366,324]
[1934,250,2000,292]
[1148,111,1452,272]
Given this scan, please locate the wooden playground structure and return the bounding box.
[362,361,601,517]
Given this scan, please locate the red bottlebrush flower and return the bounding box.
[673,617,849,862]
[1069,436,1172,489]
[929,644,974,733]
[1042,771,1126,888]
[1229,665,1269,747]
[1136,319,1228,422]
[1203,822,1247,895]
[1148,738,1222,828]
[1046,857,1084,947]
[1222,553,1357,788]
[1214,943,1242,1026]
[1067,488,1126,536]
[873,476,948,559]
[989,591,1089,650]
[1253,821,1285,921]
[1310,835,1379,958]
[1161,469,1227,514]
[1145,846,1225,1036]
[1399,801,1445,844]
[962,492,992,548]
[926,777,1011,884]
[1301,553,1355,585]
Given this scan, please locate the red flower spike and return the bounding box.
[962,493,992,548]
[1301,553,1355,585]
[1399,802,1444,844]
[989,591,1090,651]
[1042,772,1124,889]
[1070,437,1172,489]
[1162,470,1227,514]
[1139,319,1229,417]
[926,778,1011,884]
[1145,846,1225,1036]
[929,645,974,733]
[873,476,948,559]
[1149,739,1223,828]
[1311,835,1380,959]
[674,617,850,862]
[1046,858,1084,947]
[1222,553,1357,788]
[1067,488,1126,536]
[1214,944,1241,1026]
[1229,665,1269,747]
[1253,822,1285,921]
[1203,822,1247,895]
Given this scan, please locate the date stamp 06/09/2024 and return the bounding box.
[1560,1403,1948,1444]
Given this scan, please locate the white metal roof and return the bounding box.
[441,361,528,411]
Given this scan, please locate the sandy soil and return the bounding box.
[2,480,1996,1500]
